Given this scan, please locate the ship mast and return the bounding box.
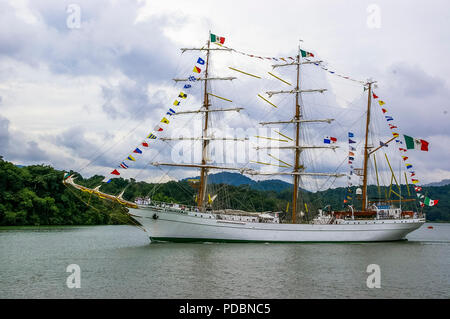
[292,50,301,223]
[255,44,344,224]
[362,81,374,211]
[152,32,248,212]
[198,37,211,208]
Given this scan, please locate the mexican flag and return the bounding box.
[404,135,429,151]
[210,33,225,44]
[300,49,314,57]
[424,197,438,206]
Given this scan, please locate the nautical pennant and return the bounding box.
[193,66,201,73]
[133,148,142,154]
[161,117,170,124]
[166,108,176,116]
[111,169,120,175]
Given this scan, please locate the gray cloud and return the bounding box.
[0,115,50,163]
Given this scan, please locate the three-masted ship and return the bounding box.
[121,34,425,242]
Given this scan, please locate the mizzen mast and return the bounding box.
[361,81,375,211]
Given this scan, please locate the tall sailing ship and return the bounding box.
[64,32,429,242]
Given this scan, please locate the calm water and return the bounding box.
[0,223,449,299]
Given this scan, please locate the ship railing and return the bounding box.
[136,199,200,213]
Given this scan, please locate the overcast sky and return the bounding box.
[0,0,449,189]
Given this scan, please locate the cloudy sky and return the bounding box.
[0,0,449,190]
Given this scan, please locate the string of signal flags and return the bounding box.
[372,92,437,207]
[104,55,208,182]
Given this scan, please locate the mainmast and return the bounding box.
[255,45,343,224]
[361,81,374,211]
[292,51,301,223]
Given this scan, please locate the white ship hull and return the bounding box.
[128,207,425,243]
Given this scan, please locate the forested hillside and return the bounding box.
[0,157,133,226]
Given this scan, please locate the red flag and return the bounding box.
[382,108,387,113]
[414,186,422,192]
[372,93,378,99]
[142,142,149,147]
[420,139,429,151]
[111,169,120,175]
[399,148,407,152]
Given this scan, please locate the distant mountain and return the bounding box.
[183,172,293,192]
[424,179,450,187]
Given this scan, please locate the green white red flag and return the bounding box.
[403,135,429,151]
[210,33,225,44]
[424,197,438,206]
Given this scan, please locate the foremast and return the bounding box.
[198,37,211,208]
[152,32,244,212]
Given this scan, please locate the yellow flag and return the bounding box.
[378,100,386,106]
[161,117,170,124]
